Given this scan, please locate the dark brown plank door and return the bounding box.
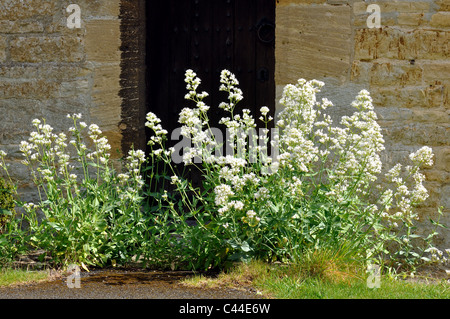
[146,0,275,146]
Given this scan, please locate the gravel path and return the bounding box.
[0,269,262,299]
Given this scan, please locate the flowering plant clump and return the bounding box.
[145,69,447,271]
[0,114,147,267]
[0,70,446,273]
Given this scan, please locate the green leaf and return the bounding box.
[429,218,448,229]
[48,222,62,231]
[240,241,251,252]
[409,251,420,258]
[81,262,90,272]
[0,208,12,216]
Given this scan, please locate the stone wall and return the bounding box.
[0,0,123,200]
[276,0,449,247]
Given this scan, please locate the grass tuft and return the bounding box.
[180,253,450,299]
[0,268,51,287]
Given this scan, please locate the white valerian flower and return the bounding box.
[0,150,6,157]
[411,183,428,204]
[214,184,234,207]
[20,141,34,156]
[219,102,232,112]
[397,185,409,196]
[170,175,180,185]
[386,163,402,183]
[260,106,270,117]
[231,200,244,211]
[185,69,201,91]
[145,112,162,131]
[127,149,146,164]
[196,101,210,113]
[255,187,269,200]
[117,173,130,184]
[23,202,38,211]
[246,210,257,219]
[88,124,102,139]
[179,107,202,128]
[67,113,82,120]
[409,146,434,167]
[242,210,261,227]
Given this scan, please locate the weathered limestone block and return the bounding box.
[90,64,123,157]
[424,169,450,183]
[370,62,423,86]
[397,13,426,26]
[91,64,121,123]
[422,84,447,108]
[85,19,121,63]
[9,36,84,63]
[445,84,450,107]
[354,28,409,60]
[411,109,450,123]
[355,28,449,60]
[376,107,413,122]
[0,64,93,81]
[0,80,59,100]
[65,0,121,17]
[353,1,430,14]
[0,36,6,62]
[353,1,431,28]
[417,30,449,60]
[430,12,450,27]
[276,3,352,84]
[0,0,56,20]
[0,20,44,33]
[0,97,92,145]
[383,123,448,147]
[422,61,450,84]
[369,85,445,109]
[433,147,450,174]
[59,79,91,98]
[45,0,120,34]
[435,0,450,11]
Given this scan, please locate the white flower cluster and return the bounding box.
[275,80,385,205]
[425,247,450,265]
[219,69,243,112]
[241,210,261,227]
[13,114,149,203]
[116,149,147,201]
[409,146,434,167]
[174,69,259,167]
[144,69,443,252]
[214,184,234,208]
[87,126,111,164]
[381,147,434,224]
[18,118,74,178]
[145,112,168,147]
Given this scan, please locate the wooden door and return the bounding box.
[146,0,276,144]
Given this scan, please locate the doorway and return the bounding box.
[146,0,276,141]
